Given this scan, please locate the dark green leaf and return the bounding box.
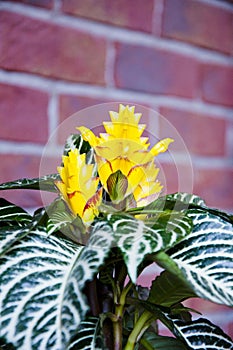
[168,316,233,349]
[46,198,86,243]
[67,317,102,350]
[168,209,233,306]
[0,228,83,349]
[0,174,59,193]
[61,219,115,341]
[166,193,207,207]
[148,270,196,307]
[0,198,32,225]
[141,332,187,350]
[98,212,192,283]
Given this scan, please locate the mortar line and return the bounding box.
[0,70,232,120]
[0,2,232,66]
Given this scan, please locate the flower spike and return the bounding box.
[77,104,174,208]
[56,148,102,226]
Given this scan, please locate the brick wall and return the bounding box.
[0,0,232,337]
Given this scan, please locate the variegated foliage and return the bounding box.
[0,192,232,349]
[0,213,114,349]
[95,211,192,282]
[167,209,233,306]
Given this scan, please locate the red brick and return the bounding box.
[0,84,49,143]
[58,95,111,144]
[162,0,233,54]
[194,167,233,210]
[0,11,106,84]
[157,162,194,196]
[114,43,199,98]
[159,108,226,156]
[59,95,109,123]
[0,154,43,208]
[0,153,60,208]
[58,97,155,145]
[201,64,233,107]
[11,0,53,9]
[62,0,154,33]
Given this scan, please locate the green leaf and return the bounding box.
[146,210,193,246]
[63,133,92,160]
[168,209,233,306]
[166,193,207,207]
[142,332,187,350]
[0,217,114,349]
[67,317,102,350]
[0,228,83,350]
[148,270,196,307]
[0,200,43,256]
[0,198,32,225]
[162,193,232,224]
[0,174,60,193]
[61,219,114,340]
[100,212,192,283]
[107,170,128,202]
[168,316,233,349]
[0,225,30,257]
[46,198,86,243]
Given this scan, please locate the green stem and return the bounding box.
[124,310,153,350]
[112,281,133,350]
[113,316,123,350]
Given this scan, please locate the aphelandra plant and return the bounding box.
[0,105,233,350]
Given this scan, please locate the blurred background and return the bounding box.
[0,0,232,337]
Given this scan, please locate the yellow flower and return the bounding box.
[77,104,173,207]
[56,149,102,225]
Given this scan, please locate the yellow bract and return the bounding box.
[77,104,174,207]
[56,149,102,225]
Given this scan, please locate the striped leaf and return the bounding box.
[101,212,192,282]
[63,133,92,157]
[166,193,207,207]
[62,220,114,336]
[63,134,95,169]
[168,209,233,306]
[0,220,114,350]
[0,174,59,192]
[170,317,233,349]
[0,225,31,256]
[165,193,232,223]
[0,198,32,224]
[67,317,102,350]
[0,199,34,256]
[45,198,86,243]
[0,228,83,350]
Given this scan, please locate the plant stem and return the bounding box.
[124,310,153,350]
[113,316,122,350]
[113,281,133,350]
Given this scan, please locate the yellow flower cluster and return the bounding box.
[56,149,102,225]
[56,104,173,225]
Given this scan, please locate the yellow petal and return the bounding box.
[150,138,174,156]
[97,156,113,189]
[56,148,101,225]
[77,126,99,147]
